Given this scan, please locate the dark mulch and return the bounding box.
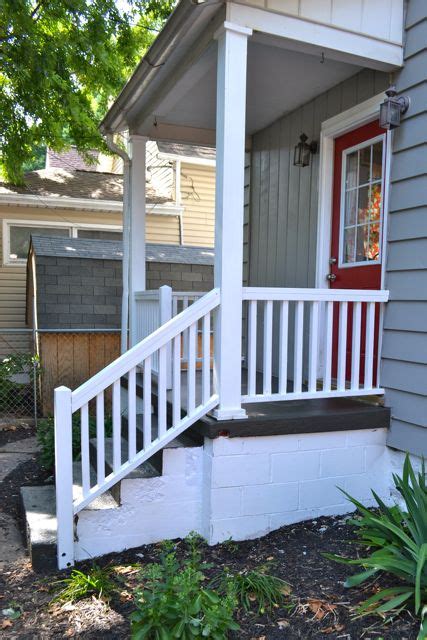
[0,421,35,447]
[0,438,420,639]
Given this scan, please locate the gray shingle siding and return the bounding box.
[383,0,427,457]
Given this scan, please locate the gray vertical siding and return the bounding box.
[247,69,388,377]
[248,69,388,289]
[383,0,427,457]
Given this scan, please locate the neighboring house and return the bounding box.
[21,0,427,570]
[0,143,215,334]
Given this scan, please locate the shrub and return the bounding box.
[130,540,240,639]
[0,353,39,413]
[37,413,112,471]
[326,456,427,640]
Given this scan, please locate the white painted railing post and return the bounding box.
[213,21,252,420]
[54,386,74,570]
[129,135,148,347]
[159,285,173,388]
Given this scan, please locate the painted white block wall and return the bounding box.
[204,428,392,544]
[74,446,204,561]
[73,427,398,560]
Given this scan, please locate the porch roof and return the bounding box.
[101,1,403,143]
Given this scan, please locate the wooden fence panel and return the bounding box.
[40,332,120,416]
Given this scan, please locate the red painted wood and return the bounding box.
[330,120,385,385]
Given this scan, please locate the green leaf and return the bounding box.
[345,567,379,587]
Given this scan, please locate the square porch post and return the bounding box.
[128,134,148,347]
[213,22,252,420]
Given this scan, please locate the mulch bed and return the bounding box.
[0,436,420,639]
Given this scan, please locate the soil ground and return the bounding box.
[0,427,420,639]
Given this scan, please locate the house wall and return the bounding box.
[180,162,215,247]
[382,0,427,457]
[248,69,388,290]
[239,0,403,44]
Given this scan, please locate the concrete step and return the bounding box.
[21,463,118,572]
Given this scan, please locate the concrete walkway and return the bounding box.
[0,436,39,569]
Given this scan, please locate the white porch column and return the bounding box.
[129,134,148,346]
[213,22,252,420]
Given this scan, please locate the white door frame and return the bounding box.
[315,92,392,292]
[315,92,392,380]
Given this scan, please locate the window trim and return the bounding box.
[2,219,123,266]
[338,133,386,269]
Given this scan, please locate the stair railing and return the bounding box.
[54,288,220,569]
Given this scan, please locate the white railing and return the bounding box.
[134,288,205,383]
[54,289,220,569]
[242,287,389,403]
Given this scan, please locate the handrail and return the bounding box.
[243,287,389,302]
[72,288,220,411]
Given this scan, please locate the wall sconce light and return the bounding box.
[293,133,318,167]
[379,85,410,130]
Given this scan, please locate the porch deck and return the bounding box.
[129,369,390,440]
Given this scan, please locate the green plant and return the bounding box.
[325,456,427,639]
[222,537,239,554]
[37,412,113,471]
[219,568,291,615]
[52,565,116,603]
[0,353,39,413]
[130,543,239,639]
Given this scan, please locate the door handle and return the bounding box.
[326,273,337,282]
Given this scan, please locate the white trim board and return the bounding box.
[315,93,390,290]
[226,3,403,70]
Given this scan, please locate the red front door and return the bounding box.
[330,121,386,383]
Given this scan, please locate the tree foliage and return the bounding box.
[0,0,175,184]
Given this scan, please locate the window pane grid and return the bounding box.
[341,140,383,266]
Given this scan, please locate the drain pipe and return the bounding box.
[105,133,131,354]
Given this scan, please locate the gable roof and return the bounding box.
[30,235,215,265]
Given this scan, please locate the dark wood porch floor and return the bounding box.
[127,368,390,440]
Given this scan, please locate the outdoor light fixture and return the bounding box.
[379,85,410,130]
[293,133,318,168]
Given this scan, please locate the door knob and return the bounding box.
[326,273,337,282]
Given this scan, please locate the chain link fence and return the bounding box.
[0,328,121,422]
[0,329,38,421]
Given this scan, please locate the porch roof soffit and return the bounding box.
[101,0,403,142]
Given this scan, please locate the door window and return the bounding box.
[340,137,384,267]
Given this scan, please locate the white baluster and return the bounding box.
[202,313,211,404]
[263,300,273,395]
[294,301,304,393]
[247,300,257,396]
[308,301,320,392]
[112,379,121,472]
[158,345,167,437]
[323,301,333,392]
[143,356,152,448]
[187,322,197,414]
[337,301,348,391]
[278,301,289,395]
[364,301,375,389]
[128,367,137,459]
[96,392,105,485]
[80,403,90,496]
[351,302,362,390]
[172,336,181,426]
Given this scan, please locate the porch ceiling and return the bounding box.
[129,35,361,142]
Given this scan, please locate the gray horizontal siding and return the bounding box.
[382,330,427,364]
[384,0,427,456]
